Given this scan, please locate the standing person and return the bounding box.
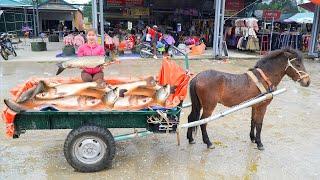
[77,28,106,83]
[58,22,64,39]
[147,25,161,59]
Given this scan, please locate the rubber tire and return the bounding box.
[63,125,116,172]
[12,50,17,57]
[140,48,151,58]
[1,50,8,60]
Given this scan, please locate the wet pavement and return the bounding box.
[0,58,320,179]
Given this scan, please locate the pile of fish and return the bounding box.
[4,56,173,112]
[4,77,171,112]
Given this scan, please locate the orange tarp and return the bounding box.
[189,43,206,56]
[2,58,190,138]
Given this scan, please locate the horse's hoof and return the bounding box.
[257,146,265,151]
[189,140,196,144]
[207,144,215,149]
[251,139,255,143]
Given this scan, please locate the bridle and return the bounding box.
[285,58,310,82]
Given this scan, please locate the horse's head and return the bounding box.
[283,50,310,87]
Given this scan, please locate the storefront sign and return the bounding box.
[106,0,143,6]
[225,0,244,10]
[175,9,199,16]
[263,10,281,20]
[225,0,244,16]
[130,7,149,16]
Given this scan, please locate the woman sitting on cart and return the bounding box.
[77,28,106,83]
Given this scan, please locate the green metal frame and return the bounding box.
[14,108,182,137]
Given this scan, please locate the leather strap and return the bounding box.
[256,68,274,91]
[246,71,267,94]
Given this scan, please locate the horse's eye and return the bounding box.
[296,64,301,68]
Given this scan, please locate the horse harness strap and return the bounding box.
[246,71,267,94]
[256,68,275,91]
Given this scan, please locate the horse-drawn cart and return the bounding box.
[13,106,184,172]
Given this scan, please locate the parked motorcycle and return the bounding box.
[0,33,17,60]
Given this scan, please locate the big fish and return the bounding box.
[114,76,156,96]
[35,81,103,100]
[56,56,109,75]
[113,95,154,110]
[4,96,103,113]
[154,84,171,106]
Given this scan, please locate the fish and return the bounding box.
[102,87,119,107]
[154,84,171,106]
[16,80,48,103]
[114,76,156,97]
[4,96,103,113]
[123,87,156,97]
[56,56,109,75]
[35,81,103,100]
[113,95,153,110]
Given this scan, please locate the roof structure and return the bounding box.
[0,0,31,8]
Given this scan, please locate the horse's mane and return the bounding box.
[252,48,303,71]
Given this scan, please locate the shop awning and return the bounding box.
[299,2,316,12]
[283,12,314,24]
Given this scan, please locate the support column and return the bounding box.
[36,0,40,35]
[213,0,226,58]
[99,0,104,46]
[92,0,98,30]
[309,5,320,58]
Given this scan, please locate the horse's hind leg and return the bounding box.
[200,106,216,149]
[250,108,256,143]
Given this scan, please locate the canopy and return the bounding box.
[299,2,316,12]
[283,12,314,24]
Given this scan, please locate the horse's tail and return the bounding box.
[188,77,201,132]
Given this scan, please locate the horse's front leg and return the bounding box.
[250,108,256,143]
[252,104,268,151]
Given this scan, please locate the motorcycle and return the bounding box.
[139,39,176,58]
[0,33,17,60]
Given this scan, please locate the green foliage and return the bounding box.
[83,1,92,22]
[256,0,299,14]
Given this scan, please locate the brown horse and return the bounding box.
[187,48,311,150]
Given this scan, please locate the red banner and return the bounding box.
[263,10,281,20]
[225,0,244,11]
[107,0,143,6]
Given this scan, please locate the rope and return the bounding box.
[225,0,261,21]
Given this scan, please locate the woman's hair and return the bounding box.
[86,28,97,35]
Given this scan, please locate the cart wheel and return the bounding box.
[1,50,8,60]
[64,125,116,172]
[12,50,17,57]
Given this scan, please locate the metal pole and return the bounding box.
[309,5,320,58]
[33,2,37,36]
[36,0,40,36]
[269,17,274,52]
[213,0,221,57]
[99,0,104,46]
[114,131,152,142]
[92,0,98,30]
[24,7,27,24]
[218,0,226,57]
[178,88,286,129]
